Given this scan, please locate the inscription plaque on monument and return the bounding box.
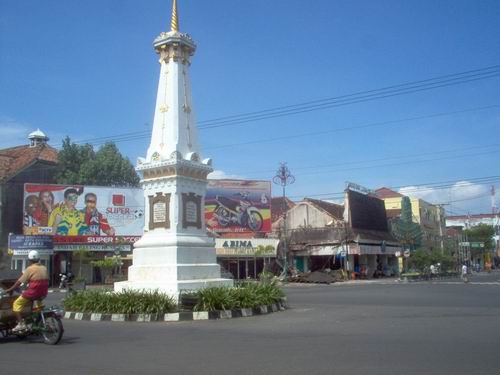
[153,201,167,223]
[149,192,170,230]
[182,193,201,229]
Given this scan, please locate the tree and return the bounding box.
[464,224,495,250]
[390,196,422,251]
[55,137,139,187]
[464,224,495,265]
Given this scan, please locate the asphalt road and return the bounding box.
[1,272,500,375]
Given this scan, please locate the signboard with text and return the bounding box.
[23,184,144,237]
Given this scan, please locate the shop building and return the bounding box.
[215,238,279,279]
[281,188,401,278]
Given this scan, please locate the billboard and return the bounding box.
[347,189,389,231]
[205,179,271,234]
[23,184,144,236]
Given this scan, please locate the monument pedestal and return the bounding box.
[115,231,232,296]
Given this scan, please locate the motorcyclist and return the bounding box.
[3,250,49,332]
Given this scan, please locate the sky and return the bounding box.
[1,0,500,214]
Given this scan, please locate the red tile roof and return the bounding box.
[304,198,344,220]
[375,187,403,199]
[0,143,58,183]
[271,197,295,223]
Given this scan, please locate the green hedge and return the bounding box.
[193,282,285,311]
[63,289,177,314]
[63,282,286,314]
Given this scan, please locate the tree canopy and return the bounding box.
[464,223,496,251]
[390,196,422,250]
[55,137,140,187]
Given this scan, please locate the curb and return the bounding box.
[63,301,288,323]
[398,274,460,283]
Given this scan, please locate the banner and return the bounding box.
[205,180,271,234]
[23,184,144,236]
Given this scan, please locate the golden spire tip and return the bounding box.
[171,0,179,32]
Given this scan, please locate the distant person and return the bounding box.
[48,188,88,235]
[430,264,437,279]
[82,192,115,236]
[461,264,469,283]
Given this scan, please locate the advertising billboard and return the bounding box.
[205,179,271,234]
[23,184,144,237]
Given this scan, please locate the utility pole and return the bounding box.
[273,162,295,278]
[436,203,449,255]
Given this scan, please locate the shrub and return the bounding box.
[63,289,177,314]
[194,281,285,311]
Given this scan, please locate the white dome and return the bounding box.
[28,128,49,140]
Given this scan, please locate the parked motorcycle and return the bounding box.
[0,283,64,345]
[214,192,263,232]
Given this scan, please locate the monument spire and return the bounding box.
[115,1,232,296]
[170,0,179,32]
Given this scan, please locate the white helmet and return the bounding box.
[28,250,40,261]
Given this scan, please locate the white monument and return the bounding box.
[115,0,233,296]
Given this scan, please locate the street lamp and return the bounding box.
[273,162,295,278]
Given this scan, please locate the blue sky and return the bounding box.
[1,0,500,214]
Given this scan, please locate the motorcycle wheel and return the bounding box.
[248,211,263,232]
[215,207,231,227]
[41,316,63,345]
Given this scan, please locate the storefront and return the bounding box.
[52,235,139,284]
[215,238,279,280]
[8,234,54,277]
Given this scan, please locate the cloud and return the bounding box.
[0,116,30,148]
[208,170,246,180]
[399,181,497,214]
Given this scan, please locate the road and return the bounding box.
[1,272,500,375]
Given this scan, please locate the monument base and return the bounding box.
[114,232,233,298]
[114,278,233,297]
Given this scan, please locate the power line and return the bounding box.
[243,137,500,176]
[206,104,500,151]
[51,64,500,148]
[288,175,500,199]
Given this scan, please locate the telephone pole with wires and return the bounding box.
[273,163,295,278]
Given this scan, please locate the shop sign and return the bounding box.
[470,242,484,249]
[13,249,54,256]
[53,236,140,244]
[8,234,53,250]
[54,244,131,252]
[215,238,278,257]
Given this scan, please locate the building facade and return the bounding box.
[376,187,446,251]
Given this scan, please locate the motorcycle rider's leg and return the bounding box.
[11,296,30,332]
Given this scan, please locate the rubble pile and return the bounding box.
[288,271,336,284]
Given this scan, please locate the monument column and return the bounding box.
[115,0,232,296]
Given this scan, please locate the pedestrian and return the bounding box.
[461,264,469,283]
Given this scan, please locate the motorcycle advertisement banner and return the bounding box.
[23,183,145,236]
[205,179,271,234]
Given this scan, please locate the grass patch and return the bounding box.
[62,289,177,314]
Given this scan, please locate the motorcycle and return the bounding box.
[0,283,64,345]
[213,192,264,232]
[59,272,74,290]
